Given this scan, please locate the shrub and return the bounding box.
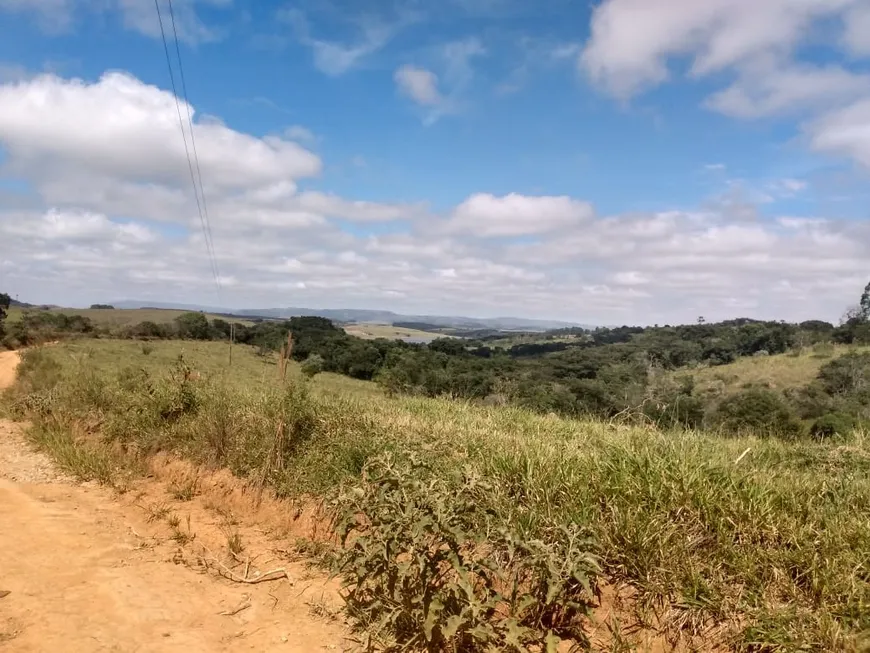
[712,388,803,439]
[568,379,614,416]
[0,292,8,339]
[3,347,64,418]
[151,354,200,421]
[7,310,95,345]
[817,352,870,398]
[811,342,835,358]
[810,412,856,440]
[642,374,704,429]
[16,347,63,393]
[518,381,579,416]
[785,382,833,420]
[334,452,599,652]
[127,320,170,339]
[300,353,325,378]
[644,393,705,430]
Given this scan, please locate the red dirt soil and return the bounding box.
[0,351,352,652]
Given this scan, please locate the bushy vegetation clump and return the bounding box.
[712,388,803,438]
[300,353,325,378]
[335,452,599,651]
[810,412,856,439]
[0,292,9,346]
[2,307,95,348]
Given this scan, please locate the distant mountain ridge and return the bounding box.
[110,301,588,332]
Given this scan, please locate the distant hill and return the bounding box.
[111,301,589,332]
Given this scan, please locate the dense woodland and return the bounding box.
[4,284,870,439]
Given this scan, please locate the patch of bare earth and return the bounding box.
[0,351,20,393]
[0,351,351,652]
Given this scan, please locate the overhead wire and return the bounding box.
[165,0,219,284]
[153,0,222,300]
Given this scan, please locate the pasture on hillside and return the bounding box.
[687,343,870,396]
[3,337,869,651]
[29,338,382,399]
[343,322,441,342]
[4,306,253,328]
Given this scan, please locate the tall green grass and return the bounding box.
[4,339,870,651]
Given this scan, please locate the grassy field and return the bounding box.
[4,338,870,651]
[486,332,585,348]
[17,338,383,400]
[687,344,869,396]
[5,306,253,328]
[343,322,440,342]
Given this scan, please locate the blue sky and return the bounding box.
[0,0,869,324]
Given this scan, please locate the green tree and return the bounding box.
[128,320,170,339]
[429,337,466,356]
[861,280,870,321]
[211,318,232,339]
[174,312,211,340]
[0,292,9,339]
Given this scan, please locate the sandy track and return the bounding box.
[0,350,20,390]
[0,352,351,652]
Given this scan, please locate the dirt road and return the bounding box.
[0,352,350,652]
[0,350,19,390]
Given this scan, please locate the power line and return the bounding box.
[165,0,219,284]
[153,0,221,300]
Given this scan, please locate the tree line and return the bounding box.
[143,297,870,439]
[4,282,870,439]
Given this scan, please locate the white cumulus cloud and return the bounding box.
[843,4,870,56]
[0,72,322,195]
[394,65,444,105]
[445,193,595,237]
[578,0,870,174]
[706,61,870,119]
[580,0,862,98]
[807,98,870,169]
